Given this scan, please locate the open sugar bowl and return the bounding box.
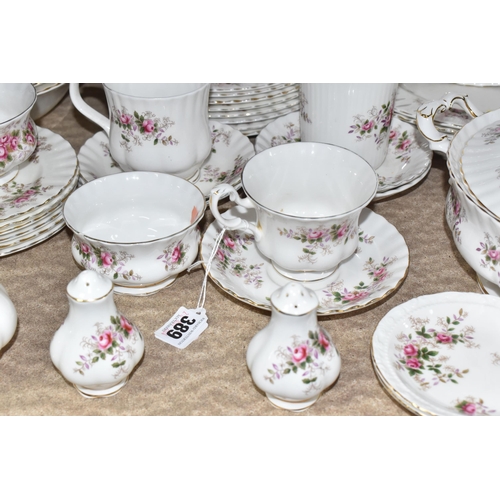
[63,171,206,296]
[0,83,38,183]
[210,141,378,282]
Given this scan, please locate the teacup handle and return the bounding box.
[416,92,483,155]
[69,83,110,135]
[209,184,263,241]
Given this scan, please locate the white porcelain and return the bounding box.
[209,89,299,112]
[299,83,398,170]
[201,206,409,315]
[50,270,144,397]
[255,112,433,194]
[0,284,17,351]
[417,93,500,289]
[64,171,205,296]
[210,142,377,281]
[0,127,78,233]
[372,292,500,416]
[70,83,211,180]
[0,83,38,182]
[0,217,66,257]
[77,120,255,199]
[210,83,293,97]
[32,83,68,120]
[247,282,341,411]
[373,165,431,201]
[396,84,471,133]
[445,174,500,290]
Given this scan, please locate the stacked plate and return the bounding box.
[208,83,300,136]
[0,127,79,257]
[254,111,433,201]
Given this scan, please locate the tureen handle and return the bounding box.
[209,184,263,241]
[416,92,483,155]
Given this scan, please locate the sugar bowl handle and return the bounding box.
[69,83,110,135]
[209,184,263,241]
[416,92,483,155]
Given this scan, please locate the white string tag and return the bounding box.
[155,228,226,349]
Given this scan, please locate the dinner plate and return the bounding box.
[372,292,500,416]
[201,207,409,315]
[255,112,433,195]
[78,120,255,199]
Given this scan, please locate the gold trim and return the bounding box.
[458,157,500,223]
[68,287,113,303]
[370,342,436,416]
[199,225,410,316]
[0,219,66,257]
[0,214,65,248]
[0,137,79,225]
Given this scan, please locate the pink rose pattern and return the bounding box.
[0,117,37,170]
[0,176,53,213]
[277,220,358,266]
[112,106,179,151]
[477,233,500,276]
[72,237,142,282]
[264,329,338,393]
[157,240,190,271]
[322,256,397,307]
[75,314,142,377]
[214,230,264,289]
[394,309,479,390]
[348,99,395,146]
[454,397,495,416]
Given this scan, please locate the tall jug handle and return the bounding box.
[416,92,483,155]
[69,83,110,135]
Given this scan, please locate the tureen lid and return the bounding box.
[67,270,113,301]
[271,282,318,315]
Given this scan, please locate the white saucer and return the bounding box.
[372,292,500,416]
[78,120,255,199]
[255,112,433,197]
[201,207,409,315]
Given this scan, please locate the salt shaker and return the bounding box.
[50,270,144,398]
[246,282,341,411]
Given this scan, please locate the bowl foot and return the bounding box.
[113,275,177,296]
[74,377,129,398]
[266,393,319,412]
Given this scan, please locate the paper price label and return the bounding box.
[155,307,208,349]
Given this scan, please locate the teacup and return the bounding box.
[209,142,378,281]
[299,83,398,170]
[0,83,38,182]
[70,83,211,181]
[64,171,206,296]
